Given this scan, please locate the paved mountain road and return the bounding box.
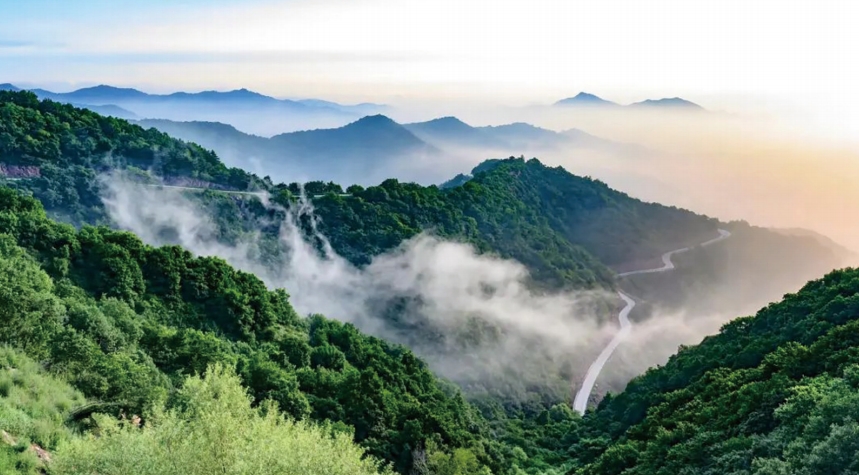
[573,228,731,414]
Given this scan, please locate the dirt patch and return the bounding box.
[29,444,51,463]
[1,430,16,446]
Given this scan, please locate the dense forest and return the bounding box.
[0,189,510,473]
[4,189,859,474]
[568,266,859,474]
[0,90,265,226]
[2,91,858,474]
[0,91,731,410]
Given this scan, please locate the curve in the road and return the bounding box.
[573,228,731,415]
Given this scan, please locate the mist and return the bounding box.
[390,104,859,255]
[136,94,859,256]
[100,175,765,404]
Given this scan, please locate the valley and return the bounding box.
[0,88,856,475]
[573,228,732,414]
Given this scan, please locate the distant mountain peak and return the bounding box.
[0,83,20,92]
[349,114,399,127]
[426,116,468,125]
[407,116,473,130]
[68,85,150,100]
[78,84,144,93]
[225,88,265,97]
[555,92,618,107]
[631,97,703,110]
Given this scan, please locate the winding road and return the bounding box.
[572,229,731,415]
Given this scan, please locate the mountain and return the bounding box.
[404,117,570,150]
[264,114,442,184]
[629,96,704,109]
[404,116,501,148]
[136,119,266,169]
[477,122,569,148]
[3,176,857,474]
[569,266,859,474]
[0,90,265,225]
[44,84,151,103]
[404,117,648,160]
[8,83,387,136]
[0,188,497,474]
[0,89,853,475]
[142,114,646,185]
[70,102,138,120]
[554,92,619,107]
[296,98,388,115]
[773,227,855,253]
[0,83,19,91]
[554,93,706,111]
[139,115,444,185]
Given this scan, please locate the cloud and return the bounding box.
[0,39,34,48]
[51,50,433,65]
[98,175,760,404]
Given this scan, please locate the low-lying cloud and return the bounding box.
[99,175,793,405]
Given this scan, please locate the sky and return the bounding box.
[0,1,855,101]
[1,0,858,138]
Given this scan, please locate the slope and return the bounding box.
[0,90,265,225]
[404,116,501,149]
[553,93,705,110]
[140,114,445,185]
[0,187,503,474]
[554,92,620,108]
[2,90,857,475]
[566,266,859,474]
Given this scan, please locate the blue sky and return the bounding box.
[1,0,857,121]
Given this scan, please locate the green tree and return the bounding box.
[51,365,392,475]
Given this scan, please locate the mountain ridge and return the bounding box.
[554,92,705,110]
[554,92,619,107]
[2,83,388,136]
[141,113,644,185]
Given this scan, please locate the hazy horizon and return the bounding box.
[3,0,859,252]
[2,0,857,139]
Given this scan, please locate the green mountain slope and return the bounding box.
[0,189,506,473]
[0,346,394,475]
[0,91,725,293]
[0,90,264,225]
[565,267,859,474]
[305,157,718,289]
[2,90,857,475]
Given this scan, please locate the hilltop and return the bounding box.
[554,92,706,110]
[554,92,619,107]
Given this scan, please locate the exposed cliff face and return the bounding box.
[0,165,41,178]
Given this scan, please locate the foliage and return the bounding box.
[302,157,717,290]
[0,347,84,475]
[0,91,263,225]
[567,267,859,474]
[0,188,500,474]
[3,90,859,475]
[51,364,393,475]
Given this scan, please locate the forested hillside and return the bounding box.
[566,266,859,474]
[4,184,859,474]
[0,91,725,292]
[2,90,858,474]
[0,188,507,473]
[0,90,264,225]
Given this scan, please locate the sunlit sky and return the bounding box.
[1,0,857,131]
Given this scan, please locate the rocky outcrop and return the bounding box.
[0,165,41,178]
